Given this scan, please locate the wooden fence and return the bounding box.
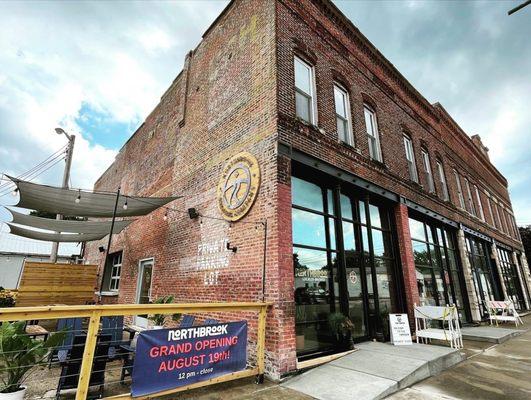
[0,302,270,399]
[15,262,98,307]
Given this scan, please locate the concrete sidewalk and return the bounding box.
[281,342,464,400]
[388,317,531,400]
[460,325,525,343]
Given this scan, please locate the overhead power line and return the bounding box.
[0,154,67,197]
[508,0,531,15]
[0,145,67,193]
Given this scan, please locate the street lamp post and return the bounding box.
[50,128,75,263]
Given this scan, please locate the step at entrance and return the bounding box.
[282,342,465,400]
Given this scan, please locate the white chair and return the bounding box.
[414,304,463,349]
[485,300,523,327]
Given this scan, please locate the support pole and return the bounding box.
[98,188,121,302]
[50,134,75,262]
[261,220,268,302]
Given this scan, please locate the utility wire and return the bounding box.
[0,156,66,197]
[0,144,67,191]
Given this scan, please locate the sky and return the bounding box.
[0,0,530,254]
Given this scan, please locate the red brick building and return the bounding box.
[85,0,531,379]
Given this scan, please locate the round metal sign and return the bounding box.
[217,152,260,221]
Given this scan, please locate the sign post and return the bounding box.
[389,314,412,345]
[131,321,247,397]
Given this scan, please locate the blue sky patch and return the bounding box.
[76,103,134,150]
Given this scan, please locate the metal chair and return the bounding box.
[55,333,111,399]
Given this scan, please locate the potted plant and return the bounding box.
[0,321,66,399]
[0,288,16,308]
[148,295,181,329]
[328,312,355,350]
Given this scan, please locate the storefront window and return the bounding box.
[466,235,501,318]
[496,247,526,310]
[292,172,400,358]
[409,217,469,321]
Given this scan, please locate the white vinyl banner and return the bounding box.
[389,313,412,345]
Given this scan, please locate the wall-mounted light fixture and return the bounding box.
[188,207,200,219]
[98,246,106,253]
[226,242,237,253]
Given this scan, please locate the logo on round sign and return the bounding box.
[217,152,260,222]
[349,270,358,285]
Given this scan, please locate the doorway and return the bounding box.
[134,258,154,328]
[292,172,400,359]
[466,236,501,319]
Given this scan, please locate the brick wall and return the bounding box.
[394,203,419,327]
[84,0,528,380]
[86,0,291,378]
[275,0,522,251]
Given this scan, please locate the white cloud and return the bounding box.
[0,0,228,253]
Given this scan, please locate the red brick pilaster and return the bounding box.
[394,202,419,330]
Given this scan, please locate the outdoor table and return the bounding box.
[25,324,49,341]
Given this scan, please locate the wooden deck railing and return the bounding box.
[0,302,271,400]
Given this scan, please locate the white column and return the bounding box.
[457,229,482,322]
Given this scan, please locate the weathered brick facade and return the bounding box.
[86,0,530,379]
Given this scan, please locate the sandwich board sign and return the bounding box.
[389,314,412,345]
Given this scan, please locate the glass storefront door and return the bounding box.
[292,171,400,358]
[466,236,501,318]
[409,217,470,322]
[497,247,526,310]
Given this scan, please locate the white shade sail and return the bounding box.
[7,223,109,243]
[6,208,134,234]
[8,176,178,217]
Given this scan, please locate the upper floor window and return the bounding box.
[364,105,382,162]
[488,194,498,229]
[403,135,418,182]
[464,178,477,216]
[294,56,316,124]
[474,185,485,221]
[436,160,449,201]
[494,200,503,232]
[499,205,509,234]
[453,170,466,210]
[421,149,435,193]
[334,84,353,145]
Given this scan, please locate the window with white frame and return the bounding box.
[512,215,520,240]
[334,84,353,145]
[505,210,514,237]
[103,251,123,292]
[464,178,476,216]
[500,205,509,234]
[494,200,503,232]
[364,105,382,162]
[403,135,418,182]
[488,195,498,228]
[421,149,435,193]
[436,160,449,201]
[474,185,485,221]
[294,56,316,124]
[453,170,466,209]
